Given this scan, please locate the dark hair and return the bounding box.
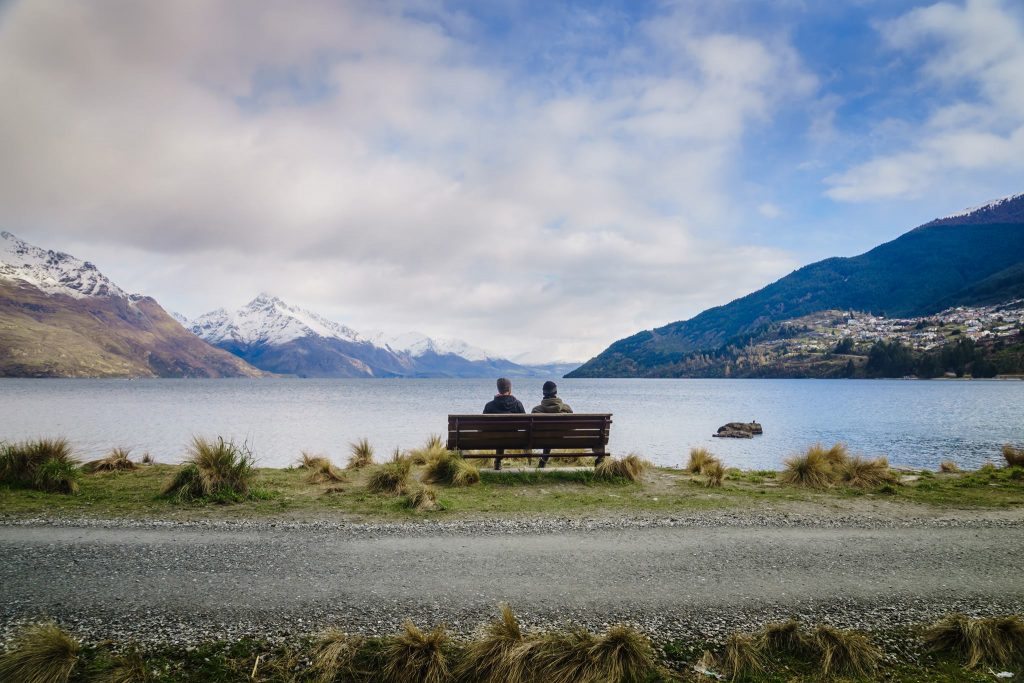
[496,377,512,394]
[542,380,557,398]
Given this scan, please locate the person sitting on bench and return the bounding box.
[482,377,525,414]
[531,380,572,467]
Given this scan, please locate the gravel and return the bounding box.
[2,510,1023,648]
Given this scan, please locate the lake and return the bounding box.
[1,378,1022,470]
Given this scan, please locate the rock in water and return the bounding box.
[713,422,763,438]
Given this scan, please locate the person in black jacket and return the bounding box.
[483,377,525,414]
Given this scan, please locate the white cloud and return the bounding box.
[826,0,1024,201]
[0,0,811,360]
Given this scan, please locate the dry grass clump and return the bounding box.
[161,436,255,502]
[595,453,651,482]
[347,438,375,469]
[756,620,815,658]
[406,484,443,511]
[310,630,364,683]
[379,620,452,683]
[0,622,80,683]
[456,604,526,683]
[939,460,960,473]
[366,452,412,495]
[423,451,480,487]
[298,452,346,484]
[0,438,80,494]
[409,434,448,465]
[818,442,850,467]
[687,447,715,474]
[702,459,725,488]
[531,625,655,683]
[723,632,765,681]
[837,455,896,489]
[103,650,149,683]
[812,624,881,679]
[1003,444,1024,468]
[924,613,1024,668]
[780,447,833,489]
[82,447,138,474]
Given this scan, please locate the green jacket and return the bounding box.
[531,396,573,413]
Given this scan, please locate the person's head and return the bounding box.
[542,380,558,398]
[496,377,512,395]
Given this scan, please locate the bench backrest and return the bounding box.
[446,413,613,453]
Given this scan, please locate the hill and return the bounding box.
[569,193,1024,378]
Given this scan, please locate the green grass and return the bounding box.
[161,436,257,503]
[0,437,81,494]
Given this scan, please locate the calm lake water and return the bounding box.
[1,378,1022,470]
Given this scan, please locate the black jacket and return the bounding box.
[483,394,526,414]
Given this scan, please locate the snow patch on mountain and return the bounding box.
[942,193,1024,220]
[0,231,129,299]
[190,294,367,347]
[368,331,495,362]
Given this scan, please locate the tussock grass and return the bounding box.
[367,453,412,496]
[408,435,449,465]
[924,613,1024,668]
[818,442,851,468]
[531,625,655,683]
[83,447,138,474]
[160,436,255,502]
[702,459,725,488]
[595,453,651,482]
[423,451,480,487]
[347,438,375,469]
[723,632,765,681]
[298,452,346,484]
[838,456,897,489]
[140,452,155,465]
[380,620,452,683]
[780,447,833,489]
[0,438,80,494]
[456,604,525,683]
[1003,444,1024,468]
[310,630,364,683]
[406,484,443,511]
[812,624,881,678]
[756,620,815,658]
[939,460,960,473]
[687,447,715,474]
[0,622,80,683]
[103,650,149,683]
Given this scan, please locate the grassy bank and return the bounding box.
[2,610,1022,682]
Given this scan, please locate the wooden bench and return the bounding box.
[446,413,613,470]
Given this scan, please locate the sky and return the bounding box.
[1,0,1023,363]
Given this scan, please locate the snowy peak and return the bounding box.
[0,231,128,299]
[930,192,1024,227]
[371,331,494,362]
[190,294,366,347]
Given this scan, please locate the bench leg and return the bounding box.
[594,455,605,467]
[539,448,550,469]
[494,449,503,471]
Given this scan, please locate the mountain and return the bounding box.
[569,193,1024,378]
[0,232,263,378]
[187,295,539,378]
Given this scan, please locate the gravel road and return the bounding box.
[2,514,1023,645]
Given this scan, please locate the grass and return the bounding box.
[595,453,651,482]
[366,452,412,495]
[838,456,897,489]
[702,459,725,488]
[756,620,815,658]
[812,624,882,678]
[939,460,960,473]
[924,613,1024,668]
[160,436,256,503]
[1003,444,1024,468]
[0,437,81,494]
[779,446,833,489]
[0,622,80,683]
[297,452,345,484]
[379,620,452,683]
[723,632,765,681]
[310,630,364,683]
[456,604,525,683]
[405,484,443,511]
[347,438,375,469]
[82,447,138,474]
[686,447,715,474]
[408,435,448,465]
[422,450,480,487]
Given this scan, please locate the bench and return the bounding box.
[446,413,613,470]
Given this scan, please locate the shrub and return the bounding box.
[924,613,1024,668]
[161,436,256,502]
[0,438,80,494]
[347,438,375,469]
[686,447,715,474]
[595,453,650,482]
[367,454,412,495]
[405,485,443,511]
[838,456,897,489]
[310,630,364,683]
[423,451,480,487]
[379,620,452,683]
[82,447,137,474]
[298,452,345,484]
[780,447,833,489]
[723,632,765,681]
[0,622,80,683]
[1003,444,1024,468]
[939,460,960,473]
[812,625,881,678]
[702,459,725,488]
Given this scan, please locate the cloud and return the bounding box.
[826,0,1024,201]
[0,0,812,360]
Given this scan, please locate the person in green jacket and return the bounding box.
[532,381,572,468]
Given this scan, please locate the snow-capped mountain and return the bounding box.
[0,232,262,378]
[0,230,128,299]
[941,193,1024,220]
[188,294,543,378]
